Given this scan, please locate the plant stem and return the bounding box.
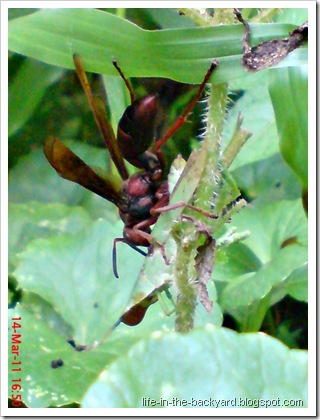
[195,82,228,216]
[173,82,228,332]
[173,230,197,333]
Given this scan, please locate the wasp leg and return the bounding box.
[151,201,218,219]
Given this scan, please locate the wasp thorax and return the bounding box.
[123,173,152,197]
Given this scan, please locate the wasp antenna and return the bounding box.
[112,59,135,104]
[113,238,122,279]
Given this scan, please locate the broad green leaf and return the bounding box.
[224,64,308,203]
[82,325,308,408]
[214,242,262,279]
[9,58,63,137]
[8,305,143,408]
[223,71,279,169]
[269,66,308,191]
[9,202,91,273]
[9,9,307,84]
[219,199,307,266]
[214,199,307,326]
[9,277,178,407]
[221,246,307,308]
[13,219,145,345]
[281,263,308,303]
[231,153,301,202]
[8,8,38,20]
[9,143,95,204]
[21,292,74,339]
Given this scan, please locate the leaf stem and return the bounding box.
[173,229,198,333]
[195,82,228,216]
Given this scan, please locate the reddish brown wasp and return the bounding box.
[44,55,218,278]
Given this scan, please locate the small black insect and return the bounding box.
[50,359,64,369]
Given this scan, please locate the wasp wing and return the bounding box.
[43,137,123,206]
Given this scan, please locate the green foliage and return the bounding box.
[9,8,307,83]
[215,199,307,331]
[9,59,63,137]
[269,67,308,191]
[82,326,307,408]
[8,8,308,409]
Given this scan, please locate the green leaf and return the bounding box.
[13,219,146,345]
[9,8,39,20]
[21,292,75,340]
[9,271,177,407]
[231,153,301,202]
[8,9,306,84]
[222,246,307,307]
[9,202,91,273]
[281,263,308,302]
[214,199,307,328]
[215,242,262,279]
[269,66,308,190]
[9,58,63,137]
[8,305,142,408]
[224,72,279,169]
[82,325,308,408]
[102,75,129,132]
[224,63,307,202]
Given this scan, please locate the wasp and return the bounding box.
[44,55,218,278]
